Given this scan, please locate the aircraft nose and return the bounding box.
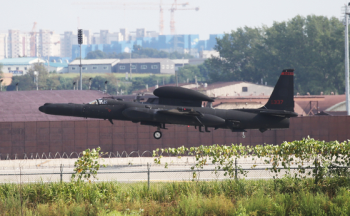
[38,105,46,113]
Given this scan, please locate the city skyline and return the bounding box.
[0,0,347,40]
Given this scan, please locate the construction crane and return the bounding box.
[9,22,39,57]
[170,0,199,35]
[30,22,37,57]
[74,1,194,35]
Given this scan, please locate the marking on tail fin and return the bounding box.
[271,100,283,105]
[281,72,294,75]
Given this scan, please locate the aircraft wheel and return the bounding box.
[153,131,162,139]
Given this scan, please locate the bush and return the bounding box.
[71,147,107,182]
[153,137,350,181]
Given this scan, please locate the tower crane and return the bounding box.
[170,0,199,35]
[73,1,195,35]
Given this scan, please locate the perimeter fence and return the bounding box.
[0,150,325,185]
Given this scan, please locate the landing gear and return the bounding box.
[198,126,211,133]
[153,131,162,139]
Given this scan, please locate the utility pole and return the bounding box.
[78,29,83,90]
[129,47,132,80]
[344,4,350,115]
[34,71,38,90]
[116,79,119,95]
[89,77,92,90]
[176,70,178,87]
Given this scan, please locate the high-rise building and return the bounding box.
[146,31,159,38]
[7,30,31,58]
[136,28,146,38]
[100,30,109,44]
[91,32,100,44]
[60,31,87,58]
[120,28,128,41]
[83,30,91,45]
[37,29,60,58]
[107,32,123,43]
[0,33,8,60]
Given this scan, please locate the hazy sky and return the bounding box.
[1,0,348,39]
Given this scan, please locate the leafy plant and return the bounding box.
[71,147,107,182]
[153,137,350,181]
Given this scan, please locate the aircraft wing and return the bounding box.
[157,108,202,116]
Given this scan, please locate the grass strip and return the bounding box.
[0,177,350,215]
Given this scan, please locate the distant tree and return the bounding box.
[208,15,345,95]
[85,50,107,59]
[7,63,50,91]
[27,63,50,90]
[56,76,74,90]
[6,75,33,91]
[177,64,210,83]
[46,78,61,90]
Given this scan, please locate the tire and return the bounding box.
[153,131,162,139]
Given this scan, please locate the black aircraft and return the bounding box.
[39,69,298,139]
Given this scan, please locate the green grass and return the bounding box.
[53,73,172,79]
[1,177,350,215]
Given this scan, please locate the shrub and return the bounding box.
[153,137,350,181]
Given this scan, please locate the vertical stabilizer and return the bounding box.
[263,69,294,111]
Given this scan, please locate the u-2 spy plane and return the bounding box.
[39,69,297,139]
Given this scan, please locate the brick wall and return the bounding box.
[0,116,349,157]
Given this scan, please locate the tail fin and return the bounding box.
[263,69,294,111]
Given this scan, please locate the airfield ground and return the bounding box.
[0,156,314,183]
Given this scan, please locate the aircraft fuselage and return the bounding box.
[39,101,289,131]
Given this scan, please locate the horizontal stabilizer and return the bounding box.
[259,109,298,118]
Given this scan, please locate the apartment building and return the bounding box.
[0,33,7,60]
[37,29,60,58]
[7,30,31,58]
[60,31,87,58]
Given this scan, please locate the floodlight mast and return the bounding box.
[34,71,38,90]
[345,4,350,115]
[78,29,83,90]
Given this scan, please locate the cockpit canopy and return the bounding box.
[88,98,122,105]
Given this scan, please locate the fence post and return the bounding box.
[147,162,150,190]
[235,158,238,180]
[315,158,318,185]
[60,164,63,183]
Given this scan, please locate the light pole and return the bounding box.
[129,46,132,80]
[344,3,350,115]
[78,29,83,90]
[89,77,92,90]
[34,71,38,90]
